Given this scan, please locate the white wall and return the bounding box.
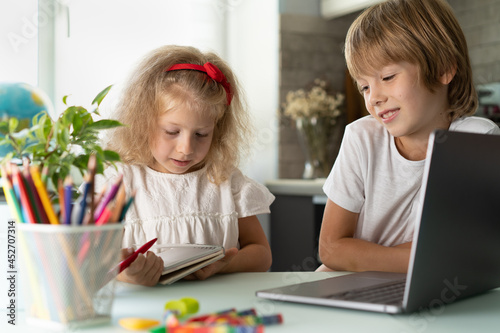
[227,0,279,184]
[52,0,227,110]
[226,0,279,241]
[48,0,279,186]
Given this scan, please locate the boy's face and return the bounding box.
[356,62,450,141]
[149,96,215,174]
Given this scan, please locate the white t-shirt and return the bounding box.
[95,164,275,249]
[323,116,500,246]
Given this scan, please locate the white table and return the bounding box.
[4,272,500,332]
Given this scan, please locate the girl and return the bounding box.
[98,45,274,286]
[317,0,500,273]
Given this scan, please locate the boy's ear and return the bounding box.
[439,65,457,85]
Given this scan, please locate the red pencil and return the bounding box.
[11,165,37,224]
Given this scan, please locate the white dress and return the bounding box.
[95,164,275,249]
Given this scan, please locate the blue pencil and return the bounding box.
[71,177,90,225]
[63,176,73,225]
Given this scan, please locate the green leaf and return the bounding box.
[103,150,121,162]
[92,85,112,107]
[57,127,69,151]
[87,119,123,130]
[73,154,90,171]
[24,143,47,154]
[8,118,19,133]
[0,121,9,135]
[62,95,69,105]
[62,106,77,126]
[72,113,84,135]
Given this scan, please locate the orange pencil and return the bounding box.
[30,165,59,225]
[110,185,126,223]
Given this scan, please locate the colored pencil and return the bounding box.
[63,176,73,225]
[110,185,126,223]
[2,165,23,223]
[41,164,49,185]
[94,174,123,221]
[72,175,90,225]
[23,160,48,224]
[84,184,107,225]
[95,202,113,225]
[58,179,65,224]
[30,165,59,225]
[11,165,37,224]
[87,155,97,225]
[119,190,136,221]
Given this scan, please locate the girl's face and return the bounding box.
[356,62,450,141]
[149,96,215,174]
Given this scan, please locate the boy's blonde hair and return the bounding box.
[345,0,476,121]
[105,45,251,185]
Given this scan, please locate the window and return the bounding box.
[1,0,38,86]
[49,0,227,111]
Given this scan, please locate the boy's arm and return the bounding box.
[318,199,411,273]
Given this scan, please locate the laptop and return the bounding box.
[257,129,500,313]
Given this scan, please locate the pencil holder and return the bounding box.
[17,223,123,330]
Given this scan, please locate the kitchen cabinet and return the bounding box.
[266,179,327,272]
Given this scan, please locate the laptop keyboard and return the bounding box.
[327,280,406,305]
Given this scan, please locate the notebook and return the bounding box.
[155,244,225,285]
[257,129,500,313]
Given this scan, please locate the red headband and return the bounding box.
[165,62,232,105]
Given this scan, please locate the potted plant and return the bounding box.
[0,85,122,197]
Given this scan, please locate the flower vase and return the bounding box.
[295,116,336,179]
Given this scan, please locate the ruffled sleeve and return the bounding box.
[230,169,275,218]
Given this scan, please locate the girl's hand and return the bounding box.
[182,247,239,281]
[117,247,164,286]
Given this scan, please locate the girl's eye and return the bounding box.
[383,74,395,81]
[165,130,178,135]
[196,133,209,138]
[359,85,369,93]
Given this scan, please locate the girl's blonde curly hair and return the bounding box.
[104,45,252,185]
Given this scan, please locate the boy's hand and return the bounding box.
[117,247,164,286]
[182,247,239,281]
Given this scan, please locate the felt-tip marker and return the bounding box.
[117,238,158,273]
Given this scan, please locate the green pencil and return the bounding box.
[2,167,23,223]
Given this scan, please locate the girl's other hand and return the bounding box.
[117,247,164,286]
[182,247,239,281]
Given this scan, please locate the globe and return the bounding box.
[0,82,54,156]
